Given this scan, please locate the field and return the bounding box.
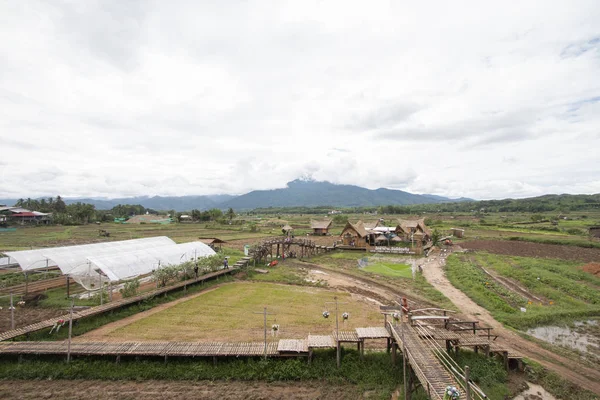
[446,252,600,330]
[2,211,600,398]
[83,282,383,342]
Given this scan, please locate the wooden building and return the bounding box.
[311,220,333,235]
[340,221,369,248]
[198,238,226,251]
[396,219,431,242]
[589,226,600,239]
[281,224,294,236]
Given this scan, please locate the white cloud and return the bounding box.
[0,0,599,200]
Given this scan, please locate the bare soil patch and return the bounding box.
[461,240,600,263]
[582,262,600,277]
[0,380,365,400]
[0,306,65,332]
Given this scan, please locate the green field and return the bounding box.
[361,262,413,278]
[101,282,383,342]
[446,252,600,329]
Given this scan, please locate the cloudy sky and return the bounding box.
[1,1,599,200]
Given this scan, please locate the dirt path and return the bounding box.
[0,380,364,400]
[420,250,600,395]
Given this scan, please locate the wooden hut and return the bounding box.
[450,228,465,238]
[589,226,600,239]
[340,221,369,248]
[198,238,226,251]
[311,220,333,236]
[396,219,429,242]
[281,224,294,236]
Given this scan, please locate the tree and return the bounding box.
[431,229,441,246]
[54,196,67,213]
[226,208,235,222]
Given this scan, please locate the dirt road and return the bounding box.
[420,250,600,395]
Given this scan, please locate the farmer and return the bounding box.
[194,263,199,278]
[223,257,229,269]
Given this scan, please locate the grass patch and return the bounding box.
[360,262,412,278]
[101,282,382,342]
[525,360,600,400]
[20,276,234,342]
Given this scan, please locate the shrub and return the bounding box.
[120,279,140,298]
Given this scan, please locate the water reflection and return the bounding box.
[527,320,599,356]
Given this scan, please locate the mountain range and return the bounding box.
[1,179,471,211]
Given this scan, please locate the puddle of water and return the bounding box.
[512,382,557,400]
[527,320,599,356]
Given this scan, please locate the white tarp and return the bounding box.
[86,241,216,282]
[5,237,176,272]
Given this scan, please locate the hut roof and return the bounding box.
[375,234,387,243]
[281,224,294,231]
[363,220,381,229]
[198,238,227,245]
[311,220,332,230]
[391,236,404,242]
[341,220,368,238]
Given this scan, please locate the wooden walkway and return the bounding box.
[389,322,459,400]
[0,258,251,342]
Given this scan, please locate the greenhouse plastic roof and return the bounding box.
[5,237,176,273]
[86,241,216,282]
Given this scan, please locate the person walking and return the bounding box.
[223,257,229,269]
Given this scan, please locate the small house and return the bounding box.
[396,219,430,242]
[450,228,465,238]
[198,238,226,251]
[281,224,294,236]
[340,221,369,248]
[589,226,600,239]
[311,220,333,235]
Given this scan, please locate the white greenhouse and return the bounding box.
[5,237,216,290]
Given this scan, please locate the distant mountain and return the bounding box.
[63,195,237,211]
[219,179,469,210]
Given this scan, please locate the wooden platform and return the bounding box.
[0,340,280,357]
[356,327,390,339]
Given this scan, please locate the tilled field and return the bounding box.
[0,380,366,400]
[460,240,600,263]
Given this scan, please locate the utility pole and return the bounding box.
[325,296,348,368]
[252,307,276,360]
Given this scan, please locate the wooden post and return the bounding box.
[66,276,70,298]
[24,272,28,295]
[67,300,73,363]
[10,293,14,330]
[465,366,471,400]
[360,340,364,360]
[392,342,397,365]
[403,346,408,400]
[503,351,509,371]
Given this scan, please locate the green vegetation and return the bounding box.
[20,276,234,342]
[0,351,401,399]
[0,269,61,288]
[361,262,413,278]
[446,252,600,329]
[102,282,382,342]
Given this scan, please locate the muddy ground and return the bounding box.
[460,240,600,263]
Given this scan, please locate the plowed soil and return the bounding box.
[460,240,600,263]
[0,380,365,400]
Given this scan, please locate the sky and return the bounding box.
[1,1,599,201]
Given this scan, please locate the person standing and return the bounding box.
[223,257,229,269]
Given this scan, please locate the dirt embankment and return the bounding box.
[460,240,600,263]
[0,380,364,400]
